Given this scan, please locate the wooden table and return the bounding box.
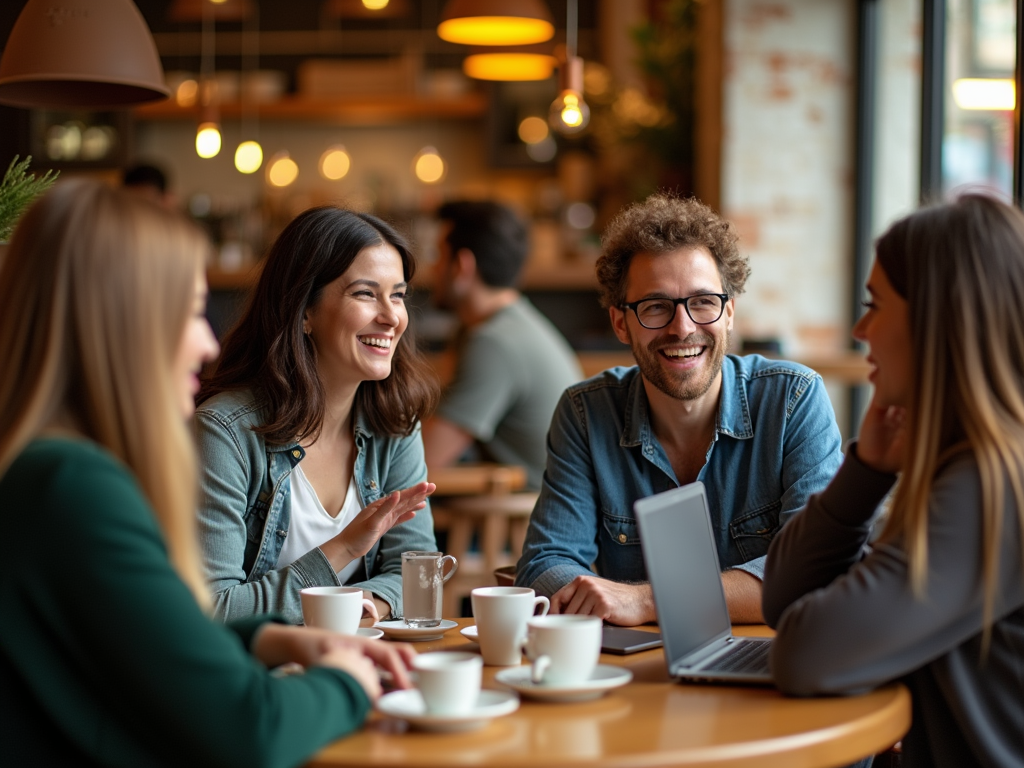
[309,620,910,768]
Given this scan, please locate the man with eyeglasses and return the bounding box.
[516,193,844,626]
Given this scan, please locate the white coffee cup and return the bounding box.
[413,651,483,716]
[300,586,378,635]
[471,586,550,666]
[522,614,602,685]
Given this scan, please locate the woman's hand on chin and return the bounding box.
[856,400,907,475]
[320,482,436,571]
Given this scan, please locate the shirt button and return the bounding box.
[369,480,377,489]
[291,449,301,459]
[618,533,627,544]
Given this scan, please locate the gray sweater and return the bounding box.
[763,445,1024,768]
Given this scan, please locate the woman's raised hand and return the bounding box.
[856,399,907,475]
[321,482,435,571]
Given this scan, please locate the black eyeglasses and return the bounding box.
[621,293,729,329]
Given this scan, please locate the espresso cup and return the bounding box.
[413,651,482,716]
[401,551,458,628]
[471,586,550,666]
[522,615,602,685]
[300,586,378,635]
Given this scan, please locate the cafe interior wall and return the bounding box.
[720,0,920,436]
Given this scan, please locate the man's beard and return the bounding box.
[630,328,730,401]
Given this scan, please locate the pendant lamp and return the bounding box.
[0,0,169,109]
[168,0,254,23]
[463,43,557,82]
[438,0,554,46]
[548,0,590,136]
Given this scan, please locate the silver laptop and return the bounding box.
[635,481,773,685]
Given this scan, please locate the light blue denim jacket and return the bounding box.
[516,355,844,597]
[194,389,437,623]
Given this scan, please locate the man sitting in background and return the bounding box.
[421,201,583,491]
[516,193,843,624]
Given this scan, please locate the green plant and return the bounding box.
[0,156,59,242]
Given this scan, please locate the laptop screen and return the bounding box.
[635,482,733,667]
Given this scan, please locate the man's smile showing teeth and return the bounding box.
[662,345,705,359]
[359,336,392,349]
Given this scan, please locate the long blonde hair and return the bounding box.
[0,179,209,603]
[877,194,1024,640]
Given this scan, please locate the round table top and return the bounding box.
[308,620,910,768]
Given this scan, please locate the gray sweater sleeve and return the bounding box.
[762,444,1024,697]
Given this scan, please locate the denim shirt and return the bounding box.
[515,355,844,598]
[194,389,437,623]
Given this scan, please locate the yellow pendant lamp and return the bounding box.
[0,0,169,109]
[437,0,554,46]
[463,43,557,82]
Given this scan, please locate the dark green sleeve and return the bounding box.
[2,442,370,768]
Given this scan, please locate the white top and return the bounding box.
[276,463,363,584]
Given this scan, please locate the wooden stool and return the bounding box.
[435,492,538,617]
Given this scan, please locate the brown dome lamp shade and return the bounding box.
[437,0,555,46]
[0,0,170,110]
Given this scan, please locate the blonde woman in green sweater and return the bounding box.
[0,180,414,767]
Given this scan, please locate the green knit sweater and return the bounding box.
[0,437,371,767]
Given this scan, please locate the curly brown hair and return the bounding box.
[596,193,749,309]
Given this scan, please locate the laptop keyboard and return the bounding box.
[704,640,771,674]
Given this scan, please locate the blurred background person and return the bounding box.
[122,161,175,209]
[0,180,415,767]
[422,200,582,491]
[196,207,439,624]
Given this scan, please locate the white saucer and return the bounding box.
[459,625,478,643]
[375,689,519,732]
[494,664,633,702]
[374,619,458,641]
[357,627,384,640]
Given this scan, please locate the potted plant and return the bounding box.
[0,156,59,257]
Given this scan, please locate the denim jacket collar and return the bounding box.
[622,355,754,450]
[265,402,374,465]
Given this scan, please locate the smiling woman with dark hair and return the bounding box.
[196,206,441,624]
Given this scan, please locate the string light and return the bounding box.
[320,146,352,180]
[195,122,222,158]
[234,140,263,173]
[413,146,445,184]
[267,152,298,187]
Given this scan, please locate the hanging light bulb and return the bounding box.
[196,122,222,158]
[362,0,390,8]
[267,152,299,187]
[549,56,590,136]
[413,146,446,184]
[234,140,263,173]
[320,145,352,180]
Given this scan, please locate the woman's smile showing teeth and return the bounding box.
[359,335,392,351]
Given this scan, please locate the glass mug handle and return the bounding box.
[439,554,458,583]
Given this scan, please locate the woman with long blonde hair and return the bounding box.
[763,194,1024,767]
[0,180,414,766]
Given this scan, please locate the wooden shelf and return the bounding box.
[134,93,488,124]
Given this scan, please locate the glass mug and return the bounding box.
[401,550,458,627]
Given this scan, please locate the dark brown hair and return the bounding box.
[596,192,749,309]
[198,206,439,444]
